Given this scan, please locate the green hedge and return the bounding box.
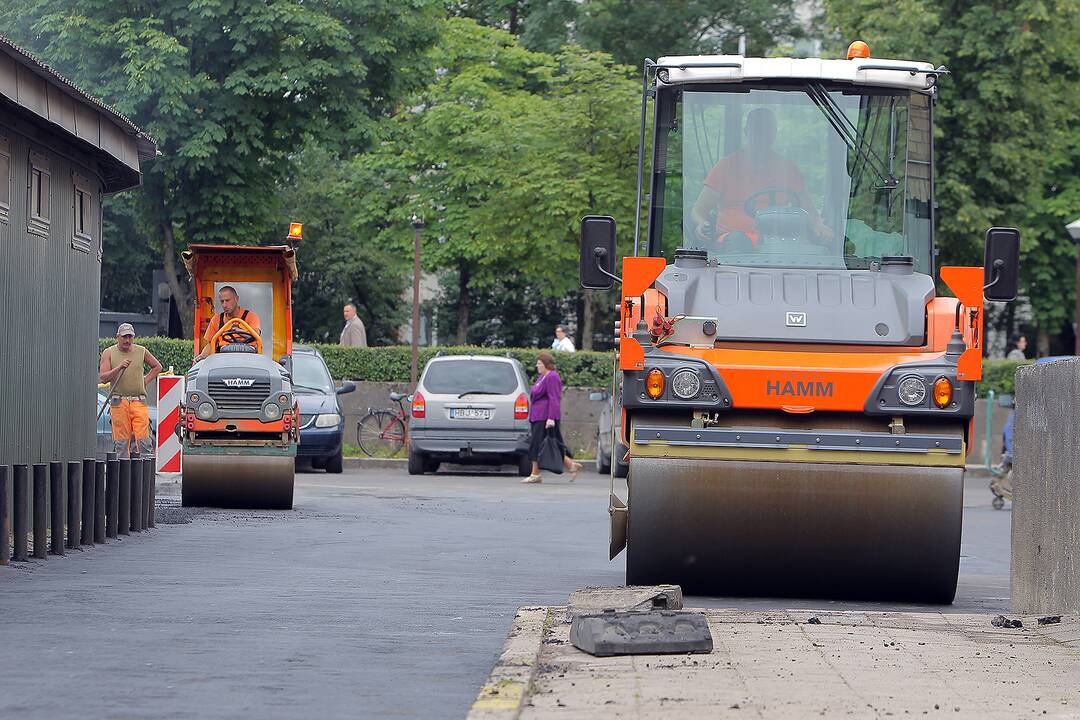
[98,337,613,387]
[98,337,1028,396]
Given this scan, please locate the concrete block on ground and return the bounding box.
[1012,357,1080,614]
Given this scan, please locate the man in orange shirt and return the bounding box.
[691,107,832,249]
[196,285,262,360]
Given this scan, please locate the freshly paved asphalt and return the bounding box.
[0,466,1010,719]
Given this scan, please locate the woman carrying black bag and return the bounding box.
[522,352,583,484]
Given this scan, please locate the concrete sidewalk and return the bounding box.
[473,606,1080,719]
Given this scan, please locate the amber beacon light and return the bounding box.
[847,40,871,60]
[288,222,304,241]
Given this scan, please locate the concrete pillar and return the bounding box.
[1011,357,1080,614]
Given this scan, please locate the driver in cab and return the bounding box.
[195,285,262,360]
[691,107,832,250]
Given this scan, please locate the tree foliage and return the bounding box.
[824,0,1080,352]
[347,18,641,347]
[2,0,442,335]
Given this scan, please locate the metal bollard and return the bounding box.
[94,461,106,544]
[130,458,143,533]
[33,464,48,559]
[0,466,9,565]
[142,457,155,529]
[50,461,64,556]
[13,465,28,561]
[82,458,95,546]
[145,459,156,526]
[67,461,81,549]
[106,459,119,539]
[118,459,131,536]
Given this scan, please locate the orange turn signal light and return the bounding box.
[288,222,303,240]
[847,40,871,60]
[645,369,665,399]
[933,377,953,408]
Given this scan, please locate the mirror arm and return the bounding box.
[594,248,622,284]
[983,259,1004,292]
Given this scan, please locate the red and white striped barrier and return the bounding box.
[156,374,184,474]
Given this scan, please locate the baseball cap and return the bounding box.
[116,323,136,337]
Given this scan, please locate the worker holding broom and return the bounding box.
[99,323,162,458]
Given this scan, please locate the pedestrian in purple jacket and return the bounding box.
[522,352,582,483]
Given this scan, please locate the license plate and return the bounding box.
[450,408,492,420]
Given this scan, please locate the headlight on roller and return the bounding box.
[898,376,927,406]
[671,369,701,399]
[645,369,665,399]
[933,377,953,408]
[196,402,215,420]
[263,403,282,420]
[315,413,342,428]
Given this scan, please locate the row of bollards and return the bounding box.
[0,456,156,566]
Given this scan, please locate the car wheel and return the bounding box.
[517,453,533,476]
[408,448,427,475]
[324,451,343,474]
[596,432,611,474]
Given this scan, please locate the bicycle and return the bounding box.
[356,391,410,458]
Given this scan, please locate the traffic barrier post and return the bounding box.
[67,461,81,549]
[131,459,143,533]
[81,458,95,546]
[118,459,131,536]
[94,461,106,544]
[0,466,9,565]
[142,457,155,529]
[106,459,119,539]
[33,464,48,559]
[49,461,64,556]
[13,465,28,561]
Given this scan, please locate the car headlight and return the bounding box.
[196,402,215,420]
[898,376,927,406]
[671,369,701,399]
[263,403,282,420]
[315,413,342,428]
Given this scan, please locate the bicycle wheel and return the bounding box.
[357,411,407,458]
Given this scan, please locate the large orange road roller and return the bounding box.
[580,44,1020,601]
[178,240,301,509]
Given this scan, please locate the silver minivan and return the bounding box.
[408,355,532,475]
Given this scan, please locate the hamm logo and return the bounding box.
[766,380,833,397]
[223,378,256,388]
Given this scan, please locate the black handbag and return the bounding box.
[538,430,565,474]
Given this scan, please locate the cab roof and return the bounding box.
[656,55,941,94]
[182,244,298,282]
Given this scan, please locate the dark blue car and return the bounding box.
[291,345,355,473]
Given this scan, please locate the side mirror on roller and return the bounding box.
[580,215,617,290]
[983,227,1020,302]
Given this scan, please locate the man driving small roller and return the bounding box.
[690,107,833,250]
[195,285,262,360]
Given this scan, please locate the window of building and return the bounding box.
[0,135,10,224]
[72,173,94,253]
[27,151,50,237]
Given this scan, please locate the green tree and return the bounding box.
[824,0,1080,353]
[2,0,441,335]
[348,19,640,348]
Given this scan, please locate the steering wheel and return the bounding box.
[743,186,805,219]
[210,317,263,354]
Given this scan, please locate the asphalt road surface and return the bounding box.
[0,466,1010,719]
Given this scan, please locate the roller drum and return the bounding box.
[181,454,294,510]
[625,457,963,602]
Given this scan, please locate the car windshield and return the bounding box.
[291,354,334,394]
[651,84,932,273]
[422,360,518,395]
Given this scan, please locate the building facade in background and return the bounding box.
[0,35,156,467]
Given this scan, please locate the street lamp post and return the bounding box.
[411,215,425,390]
[1068,218,1080,355]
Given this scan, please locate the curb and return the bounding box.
[343,457,407,470]
[467,606,550,719]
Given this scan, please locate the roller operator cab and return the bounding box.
[178,243,301,510]
[582,45,1020,601]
